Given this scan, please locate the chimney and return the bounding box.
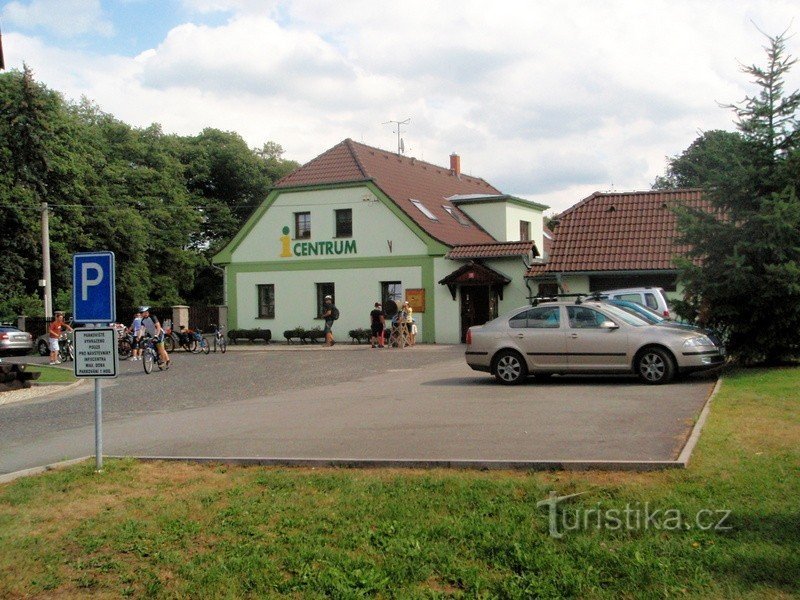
[450,153,461,176]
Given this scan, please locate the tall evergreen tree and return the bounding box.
[673,32,800,363]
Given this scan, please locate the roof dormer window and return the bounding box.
[443,205,471,226]
[411,199,438,221]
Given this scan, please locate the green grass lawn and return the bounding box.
[0,368,797,598]
[26,364,77,384]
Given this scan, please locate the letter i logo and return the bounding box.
[280,226,292,257]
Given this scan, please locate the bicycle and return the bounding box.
[210,324,227,353]
[58,333,75,362]
[164,326,197,353]
[142,336,167,374]
[191,329,210,355]
[118,331,133,360]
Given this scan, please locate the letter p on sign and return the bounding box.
[81,262,104,300]
[73,252,116,324]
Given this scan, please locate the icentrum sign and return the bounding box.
[72,251,116,324]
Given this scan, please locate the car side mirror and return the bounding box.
[600,321,619,330]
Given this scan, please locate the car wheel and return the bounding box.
[493,350,528,385]
[38,340,49,356]
[636,347,675,385]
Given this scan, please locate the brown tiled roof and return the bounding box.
[275,139,498,246]
[447,241,537,260]
[527,189,710,276]
[438,261,512,286]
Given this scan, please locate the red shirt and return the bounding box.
[49,320,63,339]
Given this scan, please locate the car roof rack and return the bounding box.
[531,293,591,306]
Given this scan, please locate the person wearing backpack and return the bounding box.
[322,295,339,346]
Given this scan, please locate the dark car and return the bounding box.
[0,325,34,356]
[601,299,723,347]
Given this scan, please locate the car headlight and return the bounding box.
[683,336,714,348]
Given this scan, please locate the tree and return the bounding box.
[671,31,800,363]
[0,67,300,313]
[652,129,751,190]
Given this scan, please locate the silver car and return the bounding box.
[0,326,34,356]
[465,300,724,385]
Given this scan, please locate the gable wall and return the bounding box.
[231,185,429,263]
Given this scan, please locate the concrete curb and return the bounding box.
[677,376,722,466]
[0,456,92,485]
[0,378,86,407]
[111,456,682,471]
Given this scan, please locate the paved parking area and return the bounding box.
[0,346,717,474]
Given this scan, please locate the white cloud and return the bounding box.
[3,0,799,215]
[2,0,113,37]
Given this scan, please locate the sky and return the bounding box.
[1,0,798,214]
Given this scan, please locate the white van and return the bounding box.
[597,287,672,319]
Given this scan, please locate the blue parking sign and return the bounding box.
[73,252,116,323]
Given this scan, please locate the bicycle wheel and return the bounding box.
[201,338,210,355]
[118,339,132,360]
[164,335,175,353]
[143,349,154,374]
[188,339,198,353]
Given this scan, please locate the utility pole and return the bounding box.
[41,201,52,318]
[383,118,410,155]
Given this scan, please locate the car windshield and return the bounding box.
[612,302,664,323]
[599,304,651,327]
[0,326,22,332]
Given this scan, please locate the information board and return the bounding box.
[405,288,426,313]
[74,328,119,379]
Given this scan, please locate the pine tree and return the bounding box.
[674,32,800,363]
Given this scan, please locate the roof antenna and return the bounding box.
[383,118,410,155]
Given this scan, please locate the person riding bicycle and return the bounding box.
[140,306,170,368]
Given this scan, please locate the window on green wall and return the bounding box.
[335,209,352,238]
[381,281,402,308]
[295,211,311,239]
[257,284,275,318]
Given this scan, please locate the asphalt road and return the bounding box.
[0,345,717,474]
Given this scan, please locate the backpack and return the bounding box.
[332,306,340,320]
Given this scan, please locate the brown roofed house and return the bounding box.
[214,138,550,343]
[527,189,711,297]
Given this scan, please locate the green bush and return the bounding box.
[227,328,271,344]
[348,328,371,343]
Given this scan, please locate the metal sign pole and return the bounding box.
[95,377,103,471]
[72,252,116,474]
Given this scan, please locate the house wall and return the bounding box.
[433,256,533,344]
[504,204,545,255]
[223,185,536,344]
[233,263,425,341]
[456,201,545,253]
[232,185,428,263]
[455,203,506,241]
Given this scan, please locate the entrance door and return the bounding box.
[460,286,493,342]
